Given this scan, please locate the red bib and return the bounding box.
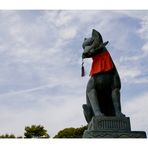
[90,50,114,76]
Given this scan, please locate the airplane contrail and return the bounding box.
[0,84,57,97]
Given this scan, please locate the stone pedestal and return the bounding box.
[83,116,147,138]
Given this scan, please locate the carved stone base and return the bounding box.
[87,116,131,132]
[83,116,147,138]
[83,131,146,138]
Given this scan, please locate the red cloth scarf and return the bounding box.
[90,50,114,76]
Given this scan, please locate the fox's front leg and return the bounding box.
[86,77,104,117]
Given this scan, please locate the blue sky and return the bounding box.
[0,10,148,137]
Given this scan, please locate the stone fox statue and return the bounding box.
[82,29,125,123]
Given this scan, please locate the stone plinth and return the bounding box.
[83,116,147,138]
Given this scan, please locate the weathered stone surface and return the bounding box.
[83,116,147,138]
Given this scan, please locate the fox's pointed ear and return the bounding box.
[92,29,99,38]
[92,29,103,43]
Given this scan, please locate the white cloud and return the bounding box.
[44,11,73,27]
[119,54,145,62]
[123,92,148,133]
[138,16,148,39]
[118,66,141,82]
[141,43,148,54]
[59,26,78,40]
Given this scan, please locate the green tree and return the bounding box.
[24,125,50,138]
[54,125,87,138]
[0,134,16,138]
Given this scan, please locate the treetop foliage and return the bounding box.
[54,125,87,138]
[24,124,50,138]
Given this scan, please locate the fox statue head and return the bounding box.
[82,29,109,59]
